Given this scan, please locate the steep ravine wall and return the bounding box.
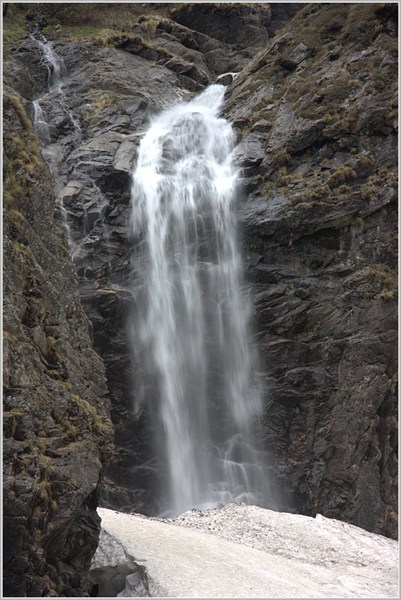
[225,2,398,538]
[3,14,397,600]
[3,69,113,596]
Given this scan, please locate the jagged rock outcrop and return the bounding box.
[225,2,398,537]
[3,73,113,595]
[4,1,397,555]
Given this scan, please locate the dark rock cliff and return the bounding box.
[3,11,397,595]
[3,72,113,595]
[225,2,398,537]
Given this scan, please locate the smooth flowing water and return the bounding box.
[130,85,269,516]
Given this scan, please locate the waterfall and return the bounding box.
[130,84,269,516]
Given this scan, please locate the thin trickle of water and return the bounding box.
[32,33,65,88]
[30,34,80,254]
[32,100,50,145]
[130,84,269,516]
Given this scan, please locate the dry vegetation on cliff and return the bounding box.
[228,2,398,224]
[3,2,182,43]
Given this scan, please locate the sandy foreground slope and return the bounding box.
[93,504,399,598]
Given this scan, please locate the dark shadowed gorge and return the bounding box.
[3,2,398,596]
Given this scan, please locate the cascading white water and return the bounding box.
[33,33,64,89]
[130,85,269,516]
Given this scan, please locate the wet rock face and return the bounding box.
[3,83,113,594]
[50,43,193,515]
[225,2,398,538]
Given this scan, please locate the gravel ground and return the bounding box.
[168,502,398,572]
